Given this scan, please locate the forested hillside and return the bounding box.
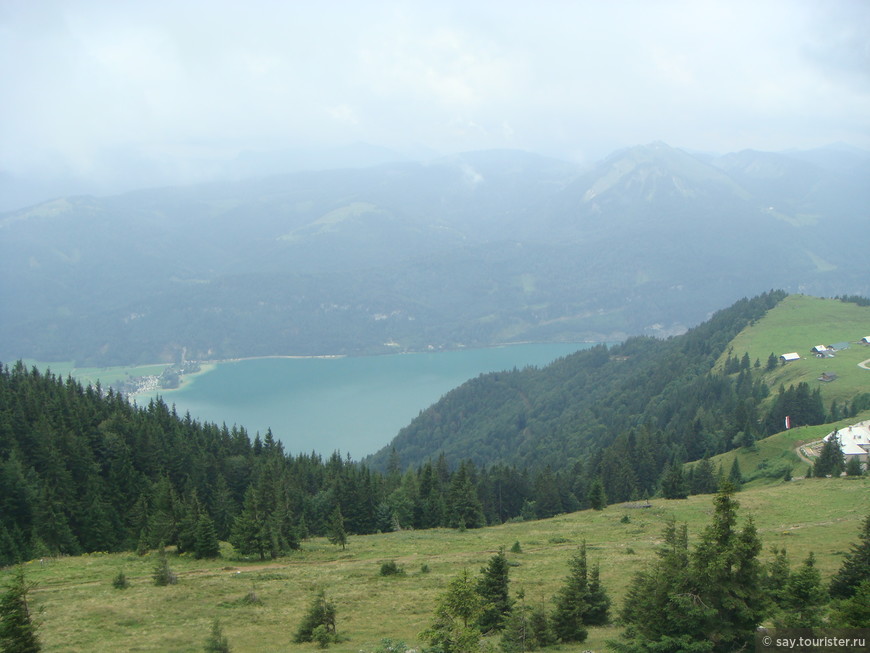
[368,292,870,506]
[3,293,868,563]
[2,144,868,366]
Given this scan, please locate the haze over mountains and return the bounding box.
[1,142,868,366]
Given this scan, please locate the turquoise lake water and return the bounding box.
[152,343,590,458]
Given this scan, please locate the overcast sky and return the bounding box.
[1,0,868,203]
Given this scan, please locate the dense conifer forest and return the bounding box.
[3,293,866,563]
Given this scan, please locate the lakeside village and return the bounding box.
[112,360,201,396]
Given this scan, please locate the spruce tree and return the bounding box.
[727,458,743,488]
[194,514,221,559]
[229,486,271,560]
[551,543,589,643]
[763,546,790,607]
[585,562,611,625]
[420,569,484,653]
[529,603,556,648]
[499,588,533,653]
[588,478,607,511]
[660,463,688,499]
[829,512,870,599]
[477,548,512,633]
[204,618,231,653]
[829,579,870,628]
[690,457,718,495]
[294,590,337,644]
[447,462,485,529]
[327,507,347,550]
[776,552,827,627]
[0,566,40,653]
[814,435,845,478]
[688,486,765,652]
[152,545,178,586]
[615,487,766,653]
[845,456,863,476]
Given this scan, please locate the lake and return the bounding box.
[150,343,590,458]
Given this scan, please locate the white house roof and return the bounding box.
[824,421,870,456]
[780,352,800,361]
[812,344,828,352]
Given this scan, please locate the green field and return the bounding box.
[9,476,868,653]
[720,295,870,404]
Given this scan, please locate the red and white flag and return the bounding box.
[785,416,791,430]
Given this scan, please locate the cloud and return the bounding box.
[0,0,867,197]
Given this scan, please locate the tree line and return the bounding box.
[2,340,865,568]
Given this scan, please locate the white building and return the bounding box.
[823,421,870,463]
[780,352,801,362]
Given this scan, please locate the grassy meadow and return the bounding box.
[7,475,868,653]
[720,294,870,405]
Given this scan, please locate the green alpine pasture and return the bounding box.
[9,475,868,653]
[720,294,870,405]
[691,409,870,489]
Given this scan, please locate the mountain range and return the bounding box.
[1,142,868,366]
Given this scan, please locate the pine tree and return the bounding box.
[615,487,766,653]
[588,477,607,511]
[529,602,556,648]
[814,435,845,478]
[477,548,512,633]
[447,462,485,529]
[690,457,718,495]
[688,486,765,652]
[420,569,484,653]
[111,571,130,590]
[776,552,827,627]
[845,456,863,476]
[585,562,611,625]
[551,543,589,643]
[763,546,790,607]
[615,521,711,653]
[194,514,221,559]
[499,588,534,653]
[829,579,870,628]
[660,463,688,499]
[204,618,231,652]
[327,507,347,550]
[728,458,743,488]
[152,545,178,586]
[294,590,337,644]
[0,566,40,653]
[829,512,870,599]
[229,486,271,560]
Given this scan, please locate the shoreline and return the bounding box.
[155,341,592,395]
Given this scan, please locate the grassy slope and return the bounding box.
[10,477,868,653]
[718,294,870,405]
[690,409,870,488]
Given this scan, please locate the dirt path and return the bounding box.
[858,358,870,370]
[795,443,817,466]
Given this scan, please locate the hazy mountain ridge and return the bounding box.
[1,143,867,365]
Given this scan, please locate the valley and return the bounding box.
[3,144,868,368]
